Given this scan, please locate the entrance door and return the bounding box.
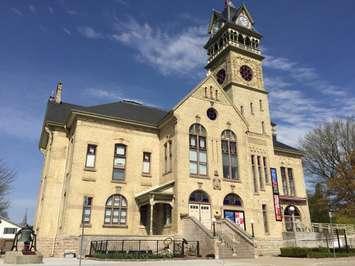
[188,190,212,230]
[189,204,212,230]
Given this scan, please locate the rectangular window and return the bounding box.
[288,168,296,196]
[251,155,258,193]
[261,121,265,134]
[240,106,244,115]
[85,144,97,168]
[164,143,168,173]
[113,144,126,181]
[82,196,93,224]
[263,157,269,184]
[262,204,269,234]
[250,102,254,115]
[259,99,263,111]
[281,167,289,195]
[257,156,264,190]
[168,141,173,172]
[3,228,17,234]
[142,152,151,174]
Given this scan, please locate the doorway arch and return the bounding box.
[223,193,245,230]
[284,205,301,232]
[188,190,211,229]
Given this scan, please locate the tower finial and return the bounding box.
[54,81,63,104]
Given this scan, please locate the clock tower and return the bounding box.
[205,2,270,135]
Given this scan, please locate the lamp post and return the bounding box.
[329,209,336,258]
[250,219,255,238]
[289,206,296,247]
[289,206,296,233]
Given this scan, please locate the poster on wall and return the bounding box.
[224,210,246,230]
[273,195,282,221]
[270,168,279,195]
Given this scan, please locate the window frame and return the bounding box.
[257,156,265,190]
[85,144,97,169]
[104,194,128,226]
[281,167,289,195]
[288,168,296,196]
[221,130,239,180]
[189,124,208,177]
[112,144,127,181]
[82,196,93,225]
[142,152,151,175]
[262,204,269,234]
[251,155,258,193]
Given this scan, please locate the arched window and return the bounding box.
[238,34,244,45]
[221,130,238,180]
[189,190,210,203]
[189,124,207,176]
[104,194,127,225]
[223,193,242,207]
[245,37,251,47]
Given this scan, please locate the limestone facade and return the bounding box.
[34,3,311,257]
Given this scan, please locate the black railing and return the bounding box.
[89,239,200,258]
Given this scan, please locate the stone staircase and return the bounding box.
[215,219,257,259]
[180,215,256,259]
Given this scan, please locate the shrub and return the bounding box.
[280,247,308,257]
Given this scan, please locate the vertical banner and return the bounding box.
[273,195,282,221]
[270,168,282,221]
[271,168,279,195]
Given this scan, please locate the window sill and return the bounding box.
[84,167,97,172]
[111,180,126,184]
[190,175,210,180]
[80,224,92,228]
[223,178,241,183]
[82,177,96,182]
[142,173,152,178]
[163,171,172,176]
[103,224,128,228]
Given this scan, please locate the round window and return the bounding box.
[207,108,217,120]
[240,65,253,81]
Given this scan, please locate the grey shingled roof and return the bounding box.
[273,138,303,155]
[44,100,168,127]
[44,101,301,155]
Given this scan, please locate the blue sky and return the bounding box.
[0,0,354,223]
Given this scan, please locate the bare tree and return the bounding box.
[0,160,15,217]
[300,117,355,218]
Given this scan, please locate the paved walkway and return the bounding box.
[1,257,355,266]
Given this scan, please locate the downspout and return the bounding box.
[35,126,53,231]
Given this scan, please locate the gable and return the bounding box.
[172,75,249,130]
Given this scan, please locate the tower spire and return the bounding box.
[54,81,63,104]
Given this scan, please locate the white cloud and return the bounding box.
[66,9,78,16]
[29,5,36,13]
[0,106,41,141]
[112,17,208,76]
[63,27,71,36]
[10,8,23,16]
[48,6,54,14]
[265,54,355,147]
[85,88,122,100]
[77,26,103,39]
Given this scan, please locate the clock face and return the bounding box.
[238,15,250,28]
[207,108,218,120]
[216,69,226,84]
[240,65,253,81]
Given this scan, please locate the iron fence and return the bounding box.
[88,239,200,258]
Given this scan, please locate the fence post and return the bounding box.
[105,240,108,254]
[197,241,200,257]
[138,240,141,252]
[121,240,124,252]
[336,229,340,249]
[156,240,159,255]
[344,230,349,253]
[89,242,93,256]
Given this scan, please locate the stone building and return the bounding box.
[35,2,311,258]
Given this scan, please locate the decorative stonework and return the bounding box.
[213,178,221,190]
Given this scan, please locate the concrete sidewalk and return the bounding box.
[1,257,355,266]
